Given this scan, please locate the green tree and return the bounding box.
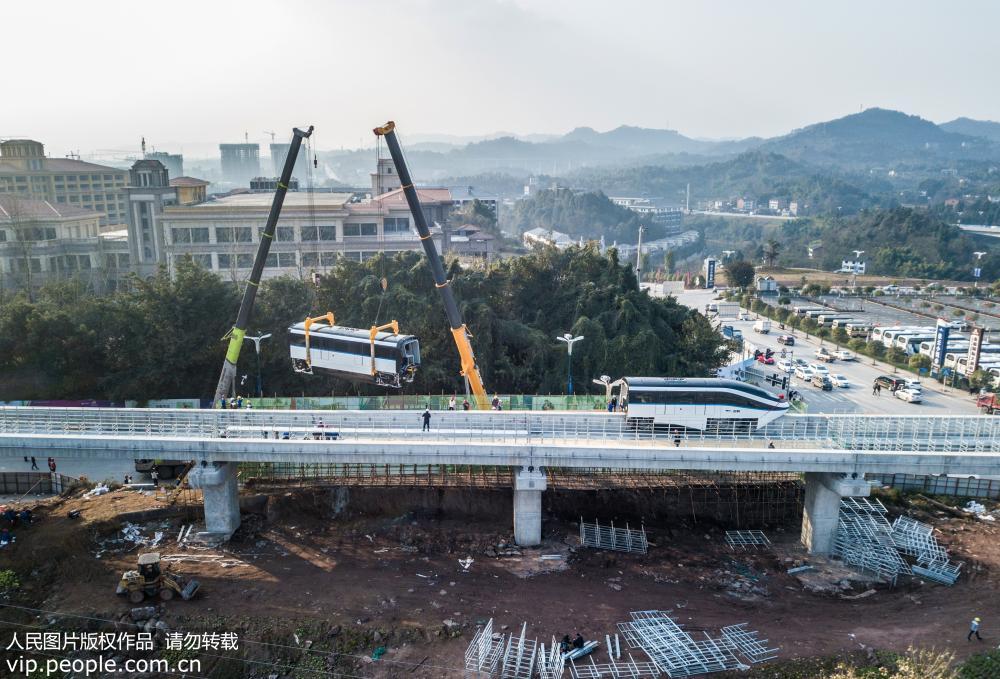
[724,259,756,289]
[909,354,931,371]
[867,341,886,358]
[886,346,907,364]
[762,238,782,268]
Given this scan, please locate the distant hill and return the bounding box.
[560,125,757,156]
[569,150,890,215]
[940,117,1000,143]
[760,108,997,168]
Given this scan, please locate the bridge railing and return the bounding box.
[1,407,1000,452]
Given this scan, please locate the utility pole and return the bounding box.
[556,333,584,395]
[635,224,644,281]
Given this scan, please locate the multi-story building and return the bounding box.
[158,185,453,280]
[0,194,130,291]
[145,151,183,178]
[449,185,500,218]
[0,139,129,228]
[170,177,209,206]
[122,160,178,277]
[219,143,260,185]
[269,143,310,181]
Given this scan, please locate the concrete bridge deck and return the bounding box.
[2,407,999,552]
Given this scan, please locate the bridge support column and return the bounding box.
[513,467,546,547]
[801,472,872,555]
[187,462,240,539]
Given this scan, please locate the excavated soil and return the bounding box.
[1,485,999,677]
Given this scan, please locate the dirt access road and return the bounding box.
[3,488,999,677]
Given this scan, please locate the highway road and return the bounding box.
[673,289,981,416]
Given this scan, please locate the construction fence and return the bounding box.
[872,473,1000,500]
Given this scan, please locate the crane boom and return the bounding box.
[213,125,314,406]
[373,121,489,409]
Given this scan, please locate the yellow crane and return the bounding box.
[373,121,488,409]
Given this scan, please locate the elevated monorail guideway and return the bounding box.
[2,407,1000,453]
[3,406,1000,551]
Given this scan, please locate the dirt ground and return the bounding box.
[2,486,999,678]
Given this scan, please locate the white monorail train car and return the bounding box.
[288,322,420,388]
[618,377,789,433]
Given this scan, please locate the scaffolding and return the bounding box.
[617,611,776,677]
[464,619,504,678]
[580,518,648,554]
[724,530,771,551]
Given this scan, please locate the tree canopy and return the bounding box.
[0,248,728,401]
[503,189,664,244]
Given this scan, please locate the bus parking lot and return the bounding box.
[673,289,981,416]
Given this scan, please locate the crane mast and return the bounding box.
[373,121,488,409]
[213,125,314,406]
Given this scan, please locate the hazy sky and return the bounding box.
[4,0,998,158]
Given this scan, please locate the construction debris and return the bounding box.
[580,518,648,554]
[568,655,659,678]
[724,530,770,551]
[617,610,777,677]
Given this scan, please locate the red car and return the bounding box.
[757,354,775,365]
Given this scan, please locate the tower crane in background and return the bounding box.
[213,125,314,406]
[264,131,277,142]
[373,121,489,409]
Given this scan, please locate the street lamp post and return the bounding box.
[243,333,272,397]
[556,333,584,395]
[851,250,864,292]
[973,251,987,288]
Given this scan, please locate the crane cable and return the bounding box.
[373,134,388,324]
[305,133,319,276]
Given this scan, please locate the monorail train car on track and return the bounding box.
[288,321,420,388]
[617,377,789,433]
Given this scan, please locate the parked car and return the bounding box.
[777,335,795,346]
[895,388,922,403]
[830,374,850,388]
[777,359,794,373]
[875,375,907,392]
[795,366,815,380]
[808,363,830,376]
[812,374,833,390]
[834,350,855,361]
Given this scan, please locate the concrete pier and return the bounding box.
[187,462,241,538]
[513,467,546,546]
[801,472,873,554]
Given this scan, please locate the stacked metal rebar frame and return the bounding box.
[724,530,771,551]
[617,611,777,677]
[465,618,505,678]
[891,516,962,585]
[832,497,911,585]
[580,518,649,554]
